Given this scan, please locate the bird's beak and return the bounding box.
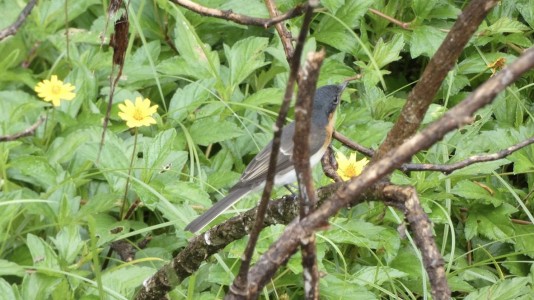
[338,81,349,95]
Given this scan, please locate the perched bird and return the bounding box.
[185,83,348,233]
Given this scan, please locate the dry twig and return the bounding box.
[0,0,37,41]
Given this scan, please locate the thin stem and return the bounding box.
[120,128,138,220]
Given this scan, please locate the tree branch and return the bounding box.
[0,0,37,41]
[381,185,450,299]
[264,0,294,59]
[374,0,500,160]
[228,3,316,297]
[245,46,534,299]
[293,50,325,300]
[0,117,45,142]
[168,0,306,28]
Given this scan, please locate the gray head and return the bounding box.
[312,82,348,125]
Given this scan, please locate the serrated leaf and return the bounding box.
[189,118,244,146]
[451,180,502,206]
[316,0,374,31]
[220,0,269,18]
[412,0,438,20]
[0,278,17,300]
[513,224,534,258]
[26,234,60,270]
[168,80,214,122]
[50,226,83,264]
[100,266,155,298]
[327,218,400,262]
[171,8,220,79]
[320,274,376,300]
[351,266,408,286]
[225,37,269,91]
[7,157,58,189]
[164,181,211,207]
[484,17,530,35]
[373,34,404,68]
[410,25,446,58]
[243,88,284,106]
[140,129,177,181]
[465,204,516,240]
[0,259,25,277]
[314,0,374,54]
[517,0,534,28]
[465,277,531,300]
[448,159,510,177]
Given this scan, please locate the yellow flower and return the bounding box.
[335,152,369,181]
[118,97,159,128]
[34,75,76,107]
[488,57,506,75]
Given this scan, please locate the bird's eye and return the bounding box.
[333,96,339,105]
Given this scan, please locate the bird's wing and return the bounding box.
[234,121,326,189]
[236,122,296,186]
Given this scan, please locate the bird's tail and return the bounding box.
[184,187,251,233]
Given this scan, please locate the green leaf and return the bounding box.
[26,234,60,271]
[410,25,446,58]
[451,180,502,206]
[220,0,269,18]
[243,88,284,106]
[0,278,17,300]
[170,7,220,79]
[50,226,84,264]
[513,224,534,259]
[328,218,400,262]
[483,17,530,35]
[140,129,176,181]
[412,0,438,20]
[373,34,405,68]
[225,37,269,92]
[465,204,517,240]
[448,159,510,177]
[189,118,244,146]
[168,80,214,122]
[314,0,374,54]
[99,266,155,298]
[351,266,408,286]
[517,0,534,28]
[0,259,25,277]
[164,181,211,207]
[320,274,376,300]
[465,277,531,300]
[8,156,58,189]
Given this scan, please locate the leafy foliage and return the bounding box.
[0,0,533,299]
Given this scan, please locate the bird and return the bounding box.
[184,82,348,233]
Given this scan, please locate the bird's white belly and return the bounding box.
[273,146,327,186]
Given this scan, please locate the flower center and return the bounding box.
[344,163,358,177]
[133,108,144,121]
[51,84,62,95]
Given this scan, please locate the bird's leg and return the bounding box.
[284,184,297,195]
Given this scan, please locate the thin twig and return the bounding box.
[336,131,534,175]
[401,136,534,173]
[293,50,325,300]
[369,8,411,29]
[321,145,342,182]
[245,46,534,299]
[382,185,450,298]
[0,0,37,41]
[264,0,294,59]
[228,3,316,298]
[333,131,375,157]
[169,0,307,28]
[0,117,45,142]
[374,0,500,160]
